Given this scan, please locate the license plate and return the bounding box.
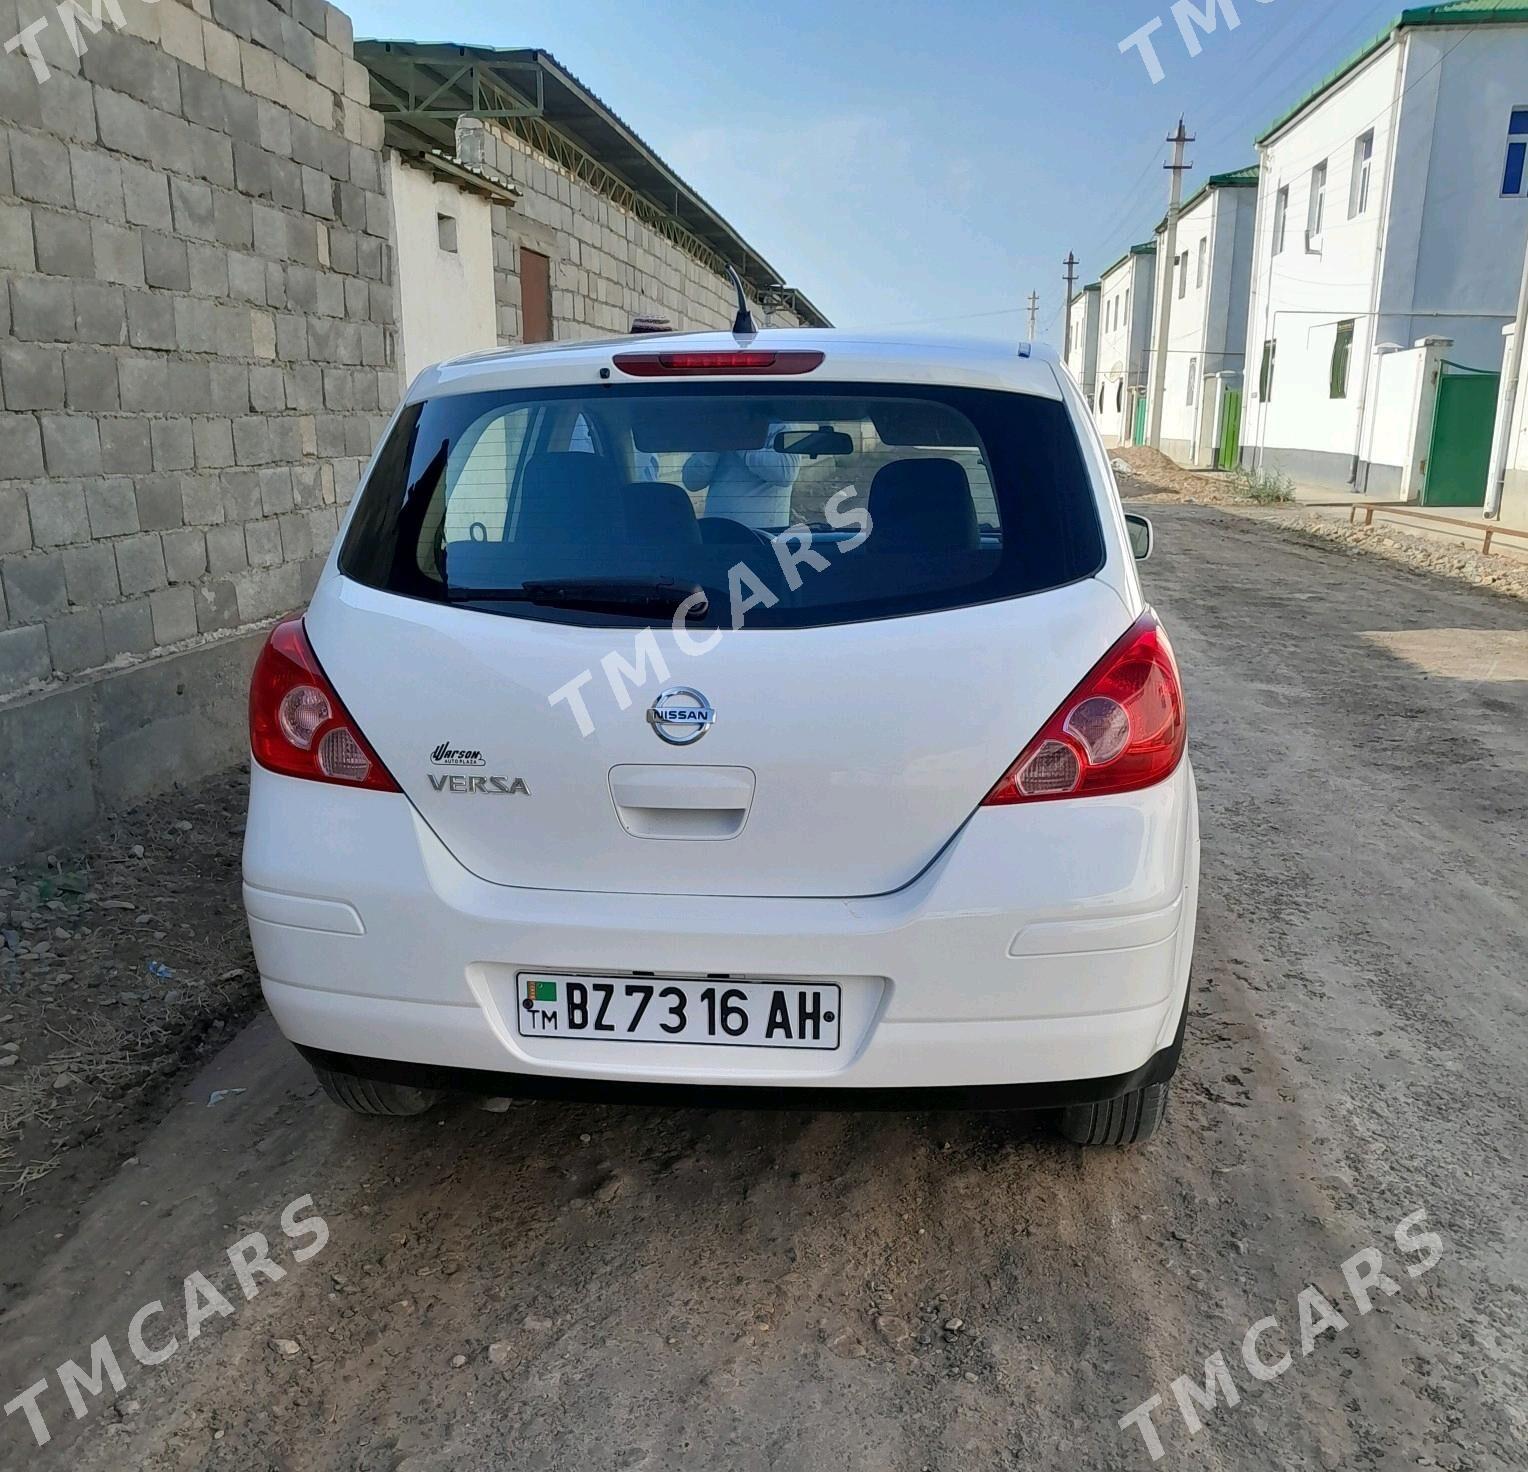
[514,974,841,1050]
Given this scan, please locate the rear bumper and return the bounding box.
[297,1021,1188,1112]
[245,759,1199,1094]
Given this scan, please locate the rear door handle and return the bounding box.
[608,765,755,839]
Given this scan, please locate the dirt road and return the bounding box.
[2,495,1525,1472]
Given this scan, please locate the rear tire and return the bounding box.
[1055,1080,1169,1146]
[312,1063,439,1117]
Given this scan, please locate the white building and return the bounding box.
[1065,283,1101,402]
[1093,244,1157,446]
[1241,1,1528,501]
[388,153,510,387]
[1149,167,1259,468]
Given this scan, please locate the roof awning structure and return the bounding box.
[354,41,831,327]
[399,148,519,202]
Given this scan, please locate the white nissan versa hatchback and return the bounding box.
[242,329,1198,1146]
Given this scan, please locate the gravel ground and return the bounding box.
[0,773,259,1286]
[1114,446,1528,602]
[0,496,1524,1471]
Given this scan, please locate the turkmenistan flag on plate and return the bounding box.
[525,979,558,1003]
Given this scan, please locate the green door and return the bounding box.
[1423,371,1500,507]
[1132,394,1148,446]
[1217,389,1242,470]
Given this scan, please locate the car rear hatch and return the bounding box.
[310,360,1126,899]
[307,577,1129,898]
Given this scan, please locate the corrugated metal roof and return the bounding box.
[355,41,831,326]
[1256,1,1528,146]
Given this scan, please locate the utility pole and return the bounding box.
[1027,291,1039,343]
[1062,252,1079,363]
[1484,227,1528,519]
[1147,118,1194,451]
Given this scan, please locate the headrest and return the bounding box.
[866,458,979,553]
[622,481,700,544]
[514,453,623,542]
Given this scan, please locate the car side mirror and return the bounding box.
[1124,513,1153,561]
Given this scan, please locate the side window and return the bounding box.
[1350,131,1375,216]
[440,406,537,544]
[1196,237,1207,288]
[567,413,597,454]
[1272,186,1289,254]
[1504,108,1528,197]
[1186,357,1198,406]
[1307,160,1328,240]
[1259,340,1277,402]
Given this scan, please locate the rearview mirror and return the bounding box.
[772,425,855,458]
[1124,512,1153,561]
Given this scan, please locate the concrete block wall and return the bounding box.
[457,119,800,345]
[0,0,396,858]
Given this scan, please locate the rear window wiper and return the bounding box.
[445,577,711,618]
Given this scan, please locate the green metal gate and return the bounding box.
[1423,369,1500,507]
[1217,388,1242,470]
[1131,394,1148,446]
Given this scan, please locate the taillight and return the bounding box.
[249,617,400,792]
[611,350,825,377]
[981,611,1185,806]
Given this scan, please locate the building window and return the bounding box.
[1125,286,1131,324]
[1196,237,1207,288]
[1504,108,1528,196]
[1259,339,1276,402]
[436,213,458,252]
[1177,251,1188,299]
[1307,160,1327,241]
[1272,186,1289,254]
[1187,357,1198,405]
[1330,320,1355,399]
[1116,382,1124,413]
[1350,132,1374,217]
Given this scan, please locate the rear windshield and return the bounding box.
[339,382,1105,629]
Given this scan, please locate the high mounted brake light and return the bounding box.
[981,611,1186,805]
[611,350,825,377]
[249,617,400,792]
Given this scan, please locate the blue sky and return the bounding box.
[344,0,1410,346]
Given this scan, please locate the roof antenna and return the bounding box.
[725,264,757,336]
